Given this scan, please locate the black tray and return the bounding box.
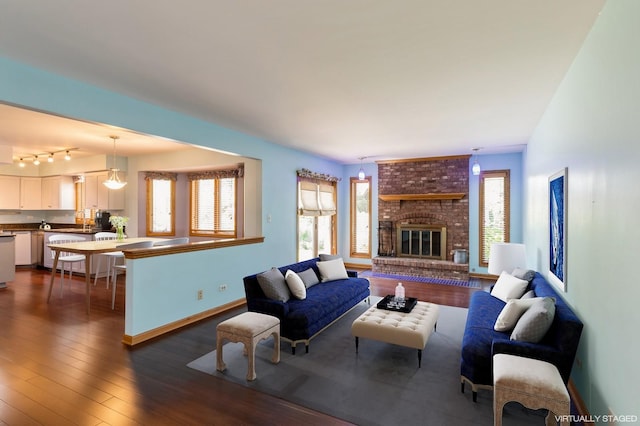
[376,295,418,313]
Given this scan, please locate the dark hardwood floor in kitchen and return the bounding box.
[0,268,490,425]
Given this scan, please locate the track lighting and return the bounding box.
[14,148,78,167]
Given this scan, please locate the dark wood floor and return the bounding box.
[0,268,490,425]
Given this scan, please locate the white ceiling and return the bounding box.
[0,0,605,164]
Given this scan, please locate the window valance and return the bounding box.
[187,165,244,181]
[143,171,178,181]
[296,168,340,182]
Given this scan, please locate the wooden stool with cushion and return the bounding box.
[493,354,570,426]
[216,312,280,381]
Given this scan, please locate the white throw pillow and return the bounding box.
[494,297,543,332]
[285,270,306,300]
[317,258,348,282]
[491,271,529,303]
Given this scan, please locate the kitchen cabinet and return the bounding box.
[41,176,75,210]
[0,176,20,209]
[20,177,42,209]
[14,231,31,265]
[84,172,125,210]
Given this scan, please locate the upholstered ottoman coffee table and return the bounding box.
[216,312,280,381]
[351,301,439,367]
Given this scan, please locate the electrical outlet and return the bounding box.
[197,289,203,300]
[219,284,227,292]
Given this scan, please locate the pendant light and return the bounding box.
[357,157,366,180]
[103,135,127,190]
[471,148,481,176]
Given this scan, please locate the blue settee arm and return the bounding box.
[347,270,358,278]
[247,298,289,319]
[491,338,562,364]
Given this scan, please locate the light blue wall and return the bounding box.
[524,0,639,421]
[468,152,524,274]
[0,56,343,325]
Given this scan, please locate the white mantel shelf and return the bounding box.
[378,193,466,202]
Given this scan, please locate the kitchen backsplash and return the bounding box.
[0,210,77,226]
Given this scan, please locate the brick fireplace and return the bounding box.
[373,155,470,281]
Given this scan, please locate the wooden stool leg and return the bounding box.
[216,334,226,372]
[493,389,504,426]
[271,330,280,364]
[246,338,257,381]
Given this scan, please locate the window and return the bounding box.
[297,174,337,261]
[190,177,236,237]
[146,175,176,236]
[479,170,510,266]
[350,177,371,258]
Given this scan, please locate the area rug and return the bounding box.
[187,301,545,426]
[358,270,480,288]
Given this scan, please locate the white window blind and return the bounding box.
[298,180,336,216]
[190,177,236,236]
[480,170,510,265]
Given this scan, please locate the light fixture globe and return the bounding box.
[104,168,127,190]
[103,136,127,190]
[472,160,481,175]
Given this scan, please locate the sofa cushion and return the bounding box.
[494,297,543,332]
[257,267,291,302]
[317,258,348,282]
[285,270,306,300]
[283,277,369,340]
[298,268,320,289]
[491,271,528,302]
[511,297,556,343]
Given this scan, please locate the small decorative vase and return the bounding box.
[116,226,125,241]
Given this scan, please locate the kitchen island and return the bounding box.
[0,233,16,288]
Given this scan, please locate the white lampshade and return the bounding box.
[488,243,526,275]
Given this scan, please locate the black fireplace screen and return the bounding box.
[397,225,446,260]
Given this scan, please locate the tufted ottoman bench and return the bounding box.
[493,354,570,426]
[216,312,280,381]
[351,301,439,367]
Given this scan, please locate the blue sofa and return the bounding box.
[243,257,370,354]
[460,272,583,402]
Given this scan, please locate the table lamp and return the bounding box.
[488,243,527,275]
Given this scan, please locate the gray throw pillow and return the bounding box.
[298,268,320,289]
[319,253,341,261]
[256,267,290,302]
[512,267,536,283]
[510,297,556,343]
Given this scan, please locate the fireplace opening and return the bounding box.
[397,224,446,260]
